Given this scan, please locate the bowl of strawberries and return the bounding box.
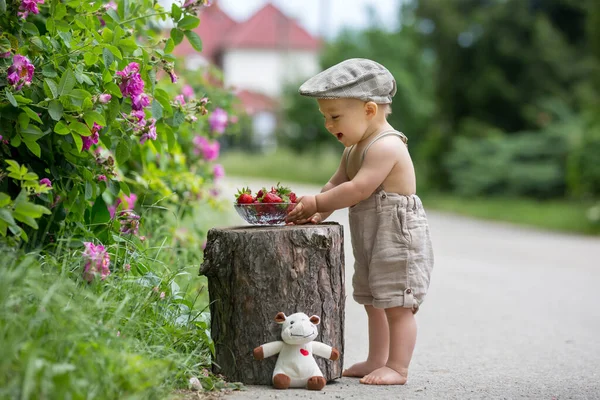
[234,183,298,225]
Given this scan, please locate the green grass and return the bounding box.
[220,149,340,185]
[0,200,242,399]
[421,193,600,235]
[221,149,600,235]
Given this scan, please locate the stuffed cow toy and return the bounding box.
[253,312,340,390]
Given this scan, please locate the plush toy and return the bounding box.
[253,312,341,390]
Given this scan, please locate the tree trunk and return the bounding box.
[200,222,345,385]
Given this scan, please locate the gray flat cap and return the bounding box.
[299,58,396,104]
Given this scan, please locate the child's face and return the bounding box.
[317,98,371,147]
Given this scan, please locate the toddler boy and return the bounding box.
[286,58,434,385]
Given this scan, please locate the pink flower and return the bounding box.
[82,242,111,282]
[213,164,225,179]
[174,94,186,105]
[182,85,194,99]
[103,1,117,10]
[124,263,131,272]
[0,52,10,58]
[131,93,150,110]
[97,175,107,182]
[229,115,239,124]
[117,62,144,98]
[169,71,177,83]
[160,292,165,299]
[18,0,44,19]
[98,93,112,103]
[122,193,137,210]
[82,123,101,151]
[39,178,52,188]
[208,108,228,134]
[7,55,35,91]
[140,118,157,144]
[192,136,219,161]
[118,210,140,235]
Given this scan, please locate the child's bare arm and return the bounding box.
[316,142,397,212]
[287,149,349,224]
[287,139,401,220]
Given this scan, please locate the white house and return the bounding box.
[173,1,322,148]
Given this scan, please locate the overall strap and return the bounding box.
[361,130,408,162]
[345,145,355,173]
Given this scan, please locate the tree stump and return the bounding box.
[200,222,345,385]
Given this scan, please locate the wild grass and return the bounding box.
[0,200,241,399]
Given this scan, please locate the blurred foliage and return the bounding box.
[279,0,600,214]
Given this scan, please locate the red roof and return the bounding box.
[236,90,278,115]
[172,2,320,63]
[223,3,320,51]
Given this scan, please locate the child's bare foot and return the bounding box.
[342,361,385,378]
[359,366,408,385]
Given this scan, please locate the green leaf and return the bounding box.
[84,52,98,66]
[23,22,39,35]
[102,47,114,69]
[14,198,51,218]
[0,37,11,53]
[57,69,76,96]
[184,30,203,52]
[54,3,67,20]
[172,111,185,127]
[42,80,57,100]
[5,89,17,107]
[118,37,138,52]
[120,180,130,196]
[70,121,91,136]
[171,3,182,21]
[103,44,122,60]
[84,111,106,127]
[115,139,131,164]
[170,28,184,46]
[54,121,69,135]
[91,196,111,224]
[101,27,114,43]
[104,82,122,98]
[165,124,175,152]
[164,38,174,54]
[42,65,57,78]
[24,140,41,157]
[48,100,64,121]
[0,193,10,208]
[151,100,163,120]
[12,95,32,104]
[178,15,200,30]
[18,113,29,129]
[0,209,15,227]
[84,181,93,200]
[106,8,120,23]
[23,107,42,123]
[0,0,6,14]
[71,132,83,152]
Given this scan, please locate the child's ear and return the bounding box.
[364,101,378,118]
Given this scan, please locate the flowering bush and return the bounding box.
[0,0,236,250]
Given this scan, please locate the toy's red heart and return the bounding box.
[300,349,309,356]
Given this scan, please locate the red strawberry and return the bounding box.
[235,187,254,204]
[262,193,283,203]
[289,192,297,203]
[237,194,254,204]
[255,188,266,202]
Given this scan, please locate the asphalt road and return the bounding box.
[212,178,600,400]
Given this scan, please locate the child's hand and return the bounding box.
[286,212,322,225]
[285,195,317,223]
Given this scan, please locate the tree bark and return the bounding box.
[200,222,345,385]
